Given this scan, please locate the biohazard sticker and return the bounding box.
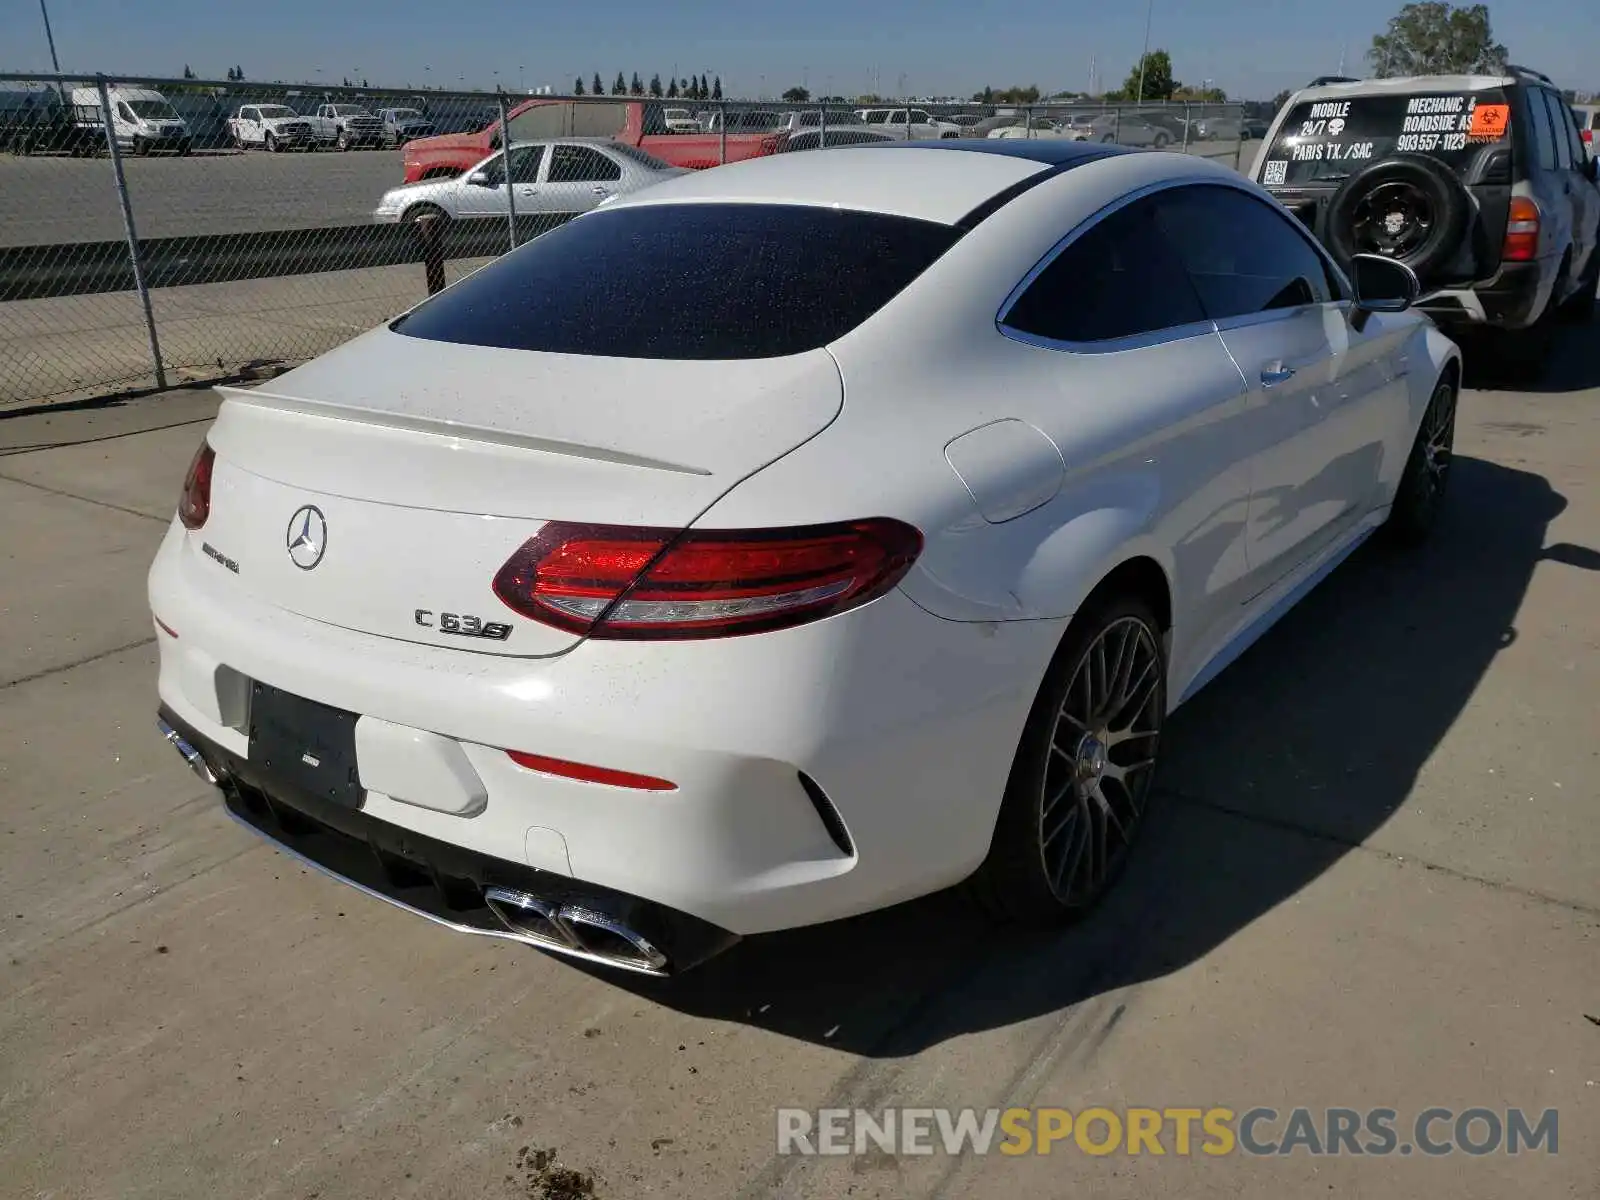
[1468,103,1511,140]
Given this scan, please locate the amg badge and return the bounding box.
[415,610,513,641]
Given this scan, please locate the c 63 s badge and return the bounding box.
[415,610,513,641]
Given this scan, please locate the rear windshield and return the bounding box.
[391,203,961,359]
[1260,88,1512,186]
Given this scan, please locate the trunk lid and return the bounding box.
[194,325,842,657]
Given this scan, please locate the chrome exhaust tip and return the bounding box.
[483,886,670,975]
[157,718,221,786]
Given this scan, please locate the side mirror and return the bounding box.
[466,169,491,187]
[1350,252,1420,313]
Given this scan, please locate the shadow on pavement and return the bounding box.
[1459,315,1600,394]
[586,454,1591,1055]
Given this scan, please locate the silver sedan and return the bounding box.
[373,138,688,224]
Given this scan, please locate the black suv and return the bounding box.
[1248,66,1599,374]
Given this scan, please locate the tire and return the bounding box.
[1385,375,1458,546]
[1559,250,1598,324]
[132,137,148,156]
[401,202,449,225]
[1100,134,1116,143]
[178,141,192,157]
[265,132,279,153]
[967,596,1167,926]
[337,130,350,151]
[1325,155,1471,287]
[1153,132,1170,148]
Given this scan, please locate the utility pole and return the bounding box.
[1135,0,1155,104]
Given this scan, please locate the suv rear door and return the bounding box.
[1538,89,1600,297]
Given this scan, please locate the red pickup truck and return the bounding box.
[401,98,784,182]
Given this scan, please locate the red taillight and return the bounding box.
[1502,196,1540,263]
[492,518,923,640]
[506,749,676,792]
[178,441,215,530]
[1582,130,1593,146]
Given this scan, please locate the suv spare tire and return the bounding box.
[1325,154,1472,288]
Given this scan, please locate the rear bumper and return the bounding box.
[148,519,1054,940]
[1418,260,1551,330]
[157,706,738,974]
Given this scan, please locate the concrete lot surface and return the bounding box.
[1,332,1596,1199]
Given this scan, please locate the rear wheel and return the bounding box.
[1559,251,1598,323]
[1385,376,1457,546]
[968,597,1166,925]
[1153,131,1170,148]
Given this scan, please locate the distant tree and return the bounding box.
[342,76,352,87]
[1117,50,1177,102]
[986,85,1041,104]
[593,72,604,96]
[361,77,368,88]
[698,73,709,99]
[982,85,994,103]
[649,73,663,97]
[1173,83,1226,102]
[712,75,723,100]
[856,93,882,104]
[574,77,585,95]
[182,64,195,80]
[235,65,245,82]
[666,78,679,99]
[680,78,692,99]
[1272,88,1293,109]
[782,85,811,103]
[612,72,627,95]
[630,72,644,96]
[1368,1,1506,76]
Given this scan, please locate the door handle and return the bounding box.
[1261,365,1297,386]
[591,186,610,195]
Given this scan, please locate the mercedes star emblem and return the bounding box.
[286,505,328,570]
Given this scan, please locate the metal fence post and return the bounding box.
[718,101,727,164]
[1182,102,1191,152]
[499,94,517,252]
[96,75,166,391]
[818,105,826,149]
[904,103,911,141]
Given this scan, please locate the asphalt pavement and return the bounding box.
[0,324,1595,1199]
[0,138,1249,247]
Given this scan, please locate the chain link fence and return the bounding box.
[1,73,1253,409]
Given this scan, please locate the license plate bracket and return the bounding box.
[247,682,364,810]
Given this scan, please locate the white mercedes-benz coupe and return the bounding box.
[149,140,1462,976]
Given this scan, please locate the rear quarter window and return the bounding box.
[1259,89,1512,187]
[391,203,962,360]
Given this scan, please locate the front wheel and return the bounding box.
[265,132,279,153]
[968,597,1166,925]
[1385,376,1457,546]
[1153,132,1170,148]
[337,130,350,151]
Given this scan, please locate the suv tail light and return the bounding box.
[492,518,923,640]
[178,441,215,530]
[1502,196,1540,262]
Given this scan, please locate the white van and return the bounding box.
[67,85,192,155]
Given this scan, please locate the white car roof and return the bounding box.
[600,143,1061,224]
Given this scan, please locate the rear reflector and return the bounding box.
[178,441,215,530]
[1502,196,1540,263]
[154,615,179,638]
[492,518,922,640]
[506,749,676,792]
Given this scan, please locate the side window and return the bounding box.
[912,109,933,124]
[477,152,507,186]
[117,102,136,123]
[241,108,255,122]
[507,145,544,183]
[549,144,622,182]
[1149,185,1332,321]
[1527,90,1558,170]
[1540,91,1573,170]
[1002,195,1206,343]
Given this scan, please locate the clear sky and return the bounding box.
[2,0,1595,101]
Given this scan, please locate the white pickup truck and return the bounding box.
[228,104,317,152]
[303,103,386,150]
